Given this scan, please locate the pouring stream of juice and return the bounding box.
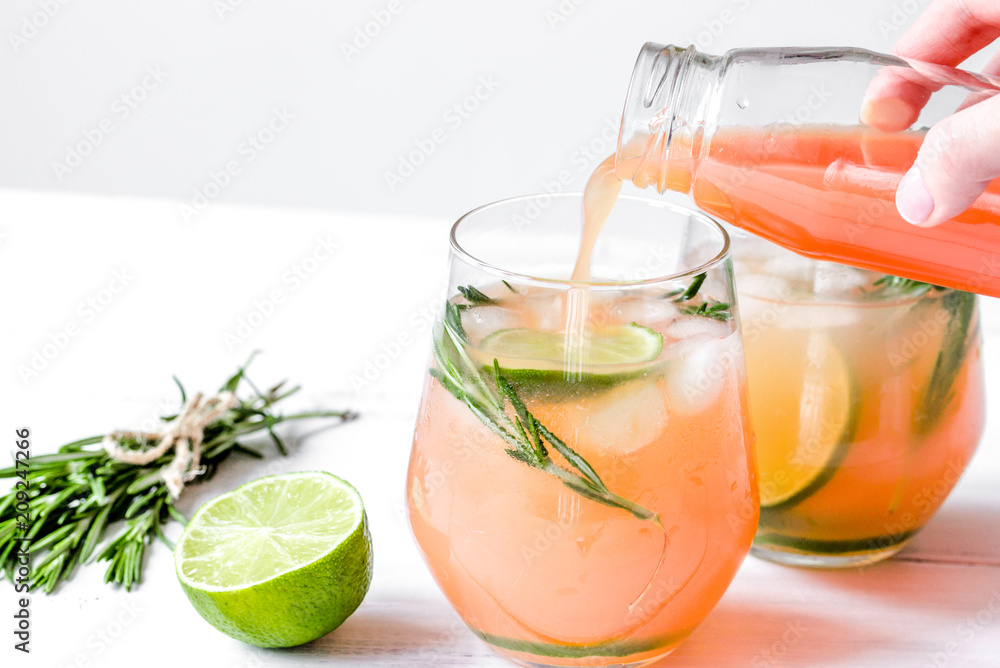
[573,124,1000,293]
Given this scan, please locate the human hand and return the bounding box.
[882,0,1000,227]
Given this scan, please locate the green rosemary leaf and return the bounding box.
[444,302,468,341]
[661,273,732,321]
[24,523,76,555]
[266,420,287,456]
[172,375,187,405]
[79,502,114,564]
[463,398,521,451]
[678,301,733,322]
[231,443,264,459]
[167,505,188,527]
[535,422,605,490]
[88,474,107,505]
[126,469,165,495]
[559,477,626,510]
[125,487,162,520]
[458,285,497,304]
[58,436,105,451]
[677,273,707,301]
[493,362,544,462]
[502,280,517,293]
[505,448,536,465]
[915,290,976,435]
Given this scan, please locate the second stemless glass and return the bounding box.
[732,231,985,567]
[407,194,758,668]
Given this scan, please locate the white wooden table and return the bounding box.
[2,191,999,668]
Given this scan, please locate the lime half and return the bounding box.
[175,472,373,648]
[472,323,663,391]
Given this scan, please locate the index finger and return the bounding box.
[862,0,1000,132]
[892,0,1000,65]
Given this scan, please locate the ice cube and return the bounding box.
[762,253,817,287]
[569,380,670,455]
[664,333,741,415]
[778,304,862,330]
[463,304,519,342]
[522,291,565,331]
[610,298,682,329]
[666,315,733,341]
[736,273,795,301]
[812,263,873,297]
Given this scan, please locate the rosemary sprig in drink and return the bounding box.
[664,272,732,322]
[431,296,660,524]
[0,357,355,592]
[869,275,977,434]
[915,289,977,435]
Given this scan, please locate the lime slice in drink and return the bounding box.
[473,323,664,389]
[747,331,856,508]
[175,472,373,648]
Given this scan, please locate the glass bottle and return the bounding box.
[617,43,1000,297]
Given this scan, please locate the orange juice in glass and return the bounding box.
[407,194,758,667]
[733,234,985,567]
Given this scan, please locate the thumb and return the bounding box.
[896,92,1000,227]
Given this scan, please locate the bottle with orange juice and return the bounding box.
[615,43,1000,297]
[574,43,993,566]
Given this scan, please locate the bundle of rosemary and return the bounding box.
[0,356,355,592]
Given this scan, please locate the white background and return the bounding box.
[2,0,990,218]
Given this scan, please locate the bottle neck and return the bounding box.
[616,43,718,193]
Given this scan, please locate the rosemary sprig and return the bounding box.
[870,274,937,298]
[915,289,977,435]
[431,300,660,524]
[457,285,496,305]
[664,273,733,322]
[869,275,976,434]
[0,357,355,592]
[678,301,732,322]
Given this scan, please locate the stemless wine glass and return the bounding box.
[407,193,759,668]
[731,229,985,568]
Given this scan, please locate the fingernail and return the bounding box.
[896,167,934,225]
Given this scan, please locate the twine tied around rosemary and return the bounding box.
[102,391,240,499]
